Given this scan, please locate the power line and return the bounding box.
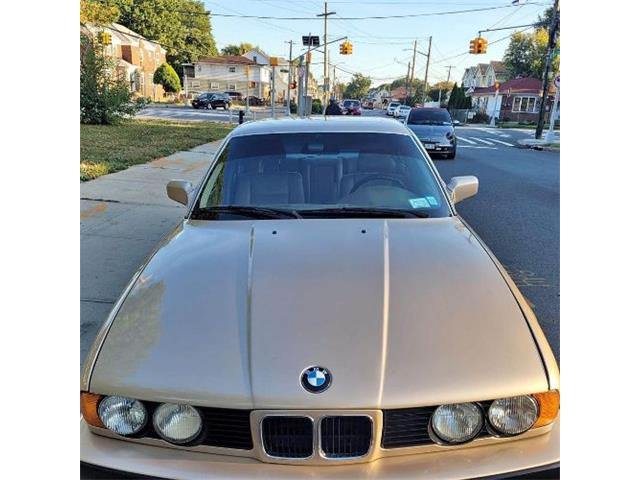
[179,4,549,21]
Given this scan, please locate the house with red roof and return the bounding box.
[467,77,558,123]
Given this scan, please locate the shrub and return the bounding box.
[311,98,323,114]
[289,102,297,114]
[80,34,145,124]
[469,112,490,124]
[153,63,181,93]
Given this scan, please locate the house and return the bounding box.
[487,61,508,86]
[467,77,557,122]
[81,23,167,100]
[461,66,478,89]
[188,55,271,99]
[390,86,408,102]
[366,88,391,107]
[242,49,295,102]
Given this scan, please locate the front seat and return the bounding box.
[339,154,403,198]
[234,172,305,205]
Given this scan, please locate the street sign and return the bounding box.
[554,75,560,88]
[269,57,279,66]
[302,36,320,47]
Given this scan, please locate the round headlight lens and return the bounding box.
[98,396,147,435]
[431,403,483,444]
[488,395,539,435]
[153,403,203,444]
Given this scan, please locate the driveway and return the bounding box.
[80,141,222,368]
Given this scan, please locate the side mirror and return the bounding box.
[447,176,478,204]
[166,180,193,206]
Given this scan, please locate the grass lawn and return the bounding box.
[80,119,234,181]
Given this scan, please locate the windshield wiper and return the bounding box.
[191,205,301,220]
[298,207,430,219]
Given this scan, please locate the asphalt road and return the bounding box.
[437,127,560,360]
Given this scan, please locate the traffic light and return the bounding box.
[339,41,353,55]
[469,38,479,54]
[100,31,112,45]
[478,37,488,54]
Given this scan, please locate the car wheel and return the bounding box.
[447,149,457,160]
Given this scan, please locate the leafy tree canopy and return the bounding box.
[503,28,559,80]
[343,73,372,100]
[221,43,255,56]
[104,0,218,77]
[80,0,120,24]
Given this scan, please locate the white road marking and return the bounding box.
[458,145,497,149]
[489,138,515,147]
[457,136,478,144]
[470,137,495,145]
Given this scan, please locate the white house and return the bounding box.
[242,48,294,102]
[187,55,271,99]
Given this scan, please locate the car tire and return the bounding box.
[446,149,457,160]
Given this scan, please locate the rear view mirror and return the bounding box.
[166,180,193,206]
[447,176,478,204]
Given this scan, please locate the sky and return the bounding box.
[203,0,552,87]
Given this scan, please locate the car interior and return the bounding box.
[198,133,445,211]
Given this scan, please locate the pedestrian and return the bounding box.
[324,97,343,116]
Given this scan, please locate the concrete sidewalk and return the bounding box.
[80,140,222,367]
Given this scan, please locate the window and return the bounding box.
[210,82,220,89]
[193,132,451,219]
[512,96,539,113]
[192,81,200,88]
[228,83,237,90]
[229,66,236,73]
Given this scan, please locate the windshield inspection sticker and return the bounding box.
[426,196,439,207]
[409,197,430,208]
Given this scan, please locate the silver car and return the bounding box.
[81,117,559,479]
[406,108,457,159]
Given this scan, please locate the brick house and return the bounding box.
[81,23,167,100]
[468,77,557,122]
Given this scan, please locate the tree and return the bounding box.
[221,43,255,56]
[343,73,372,99]
[153,63,181,93]
[80,0,120,24]
[503,29,559,80]
[110,0,218,77]
[427,81,454,103]
[80,34,145,124]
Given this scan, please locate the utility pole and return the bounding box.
[304,32,312,116]
[423,36,432,95]
[285,40,293,116]
[317,2,336,112]
[408,39,417,100]
[438,65,455,105]
[535,0,560,139]
[405,62,411,105]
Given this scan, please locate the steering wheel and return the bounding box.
[349,174,407,194]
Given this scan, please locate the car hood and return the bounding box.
[90,217,547,409]
[408,124,453,140]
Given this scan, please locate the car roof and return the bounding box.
[412,107,447,111]
[229,117,412,137]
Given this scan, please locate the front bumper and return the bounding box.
[80,414,559,479]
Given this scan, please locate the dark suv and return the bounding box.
[191,93,230,110]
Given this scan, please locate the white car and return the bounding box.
[394,105,412,119]
[386,101,400,116]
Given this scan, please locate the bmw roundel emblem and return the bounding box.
[301,366,332,393]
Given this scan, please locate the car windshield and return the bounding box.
[192,132,450,220]
[197,93,210,100]
[343,100,360,108]
[407,109,452,125]
[389,103,399,108]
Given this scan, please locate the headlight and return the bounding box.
[488,395,539,435]
[153,403,203,444]
[430,403,483,444]
[98,396,147,435]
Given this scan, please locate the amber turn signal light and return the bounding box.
[81,392,105,428]
[533,390,560,428]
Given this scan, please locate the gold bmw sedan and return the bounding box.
[80,117,559,479]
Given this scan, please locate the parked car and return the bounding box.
[394,105,412,119]
[386,101,401,116]
[247,96,265,106]
[362,100,374,109]
[81,117,559,480]
[342,99,362,115]
[191,92,230,110]
[224,91,244,102]
[406,107,457,159]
